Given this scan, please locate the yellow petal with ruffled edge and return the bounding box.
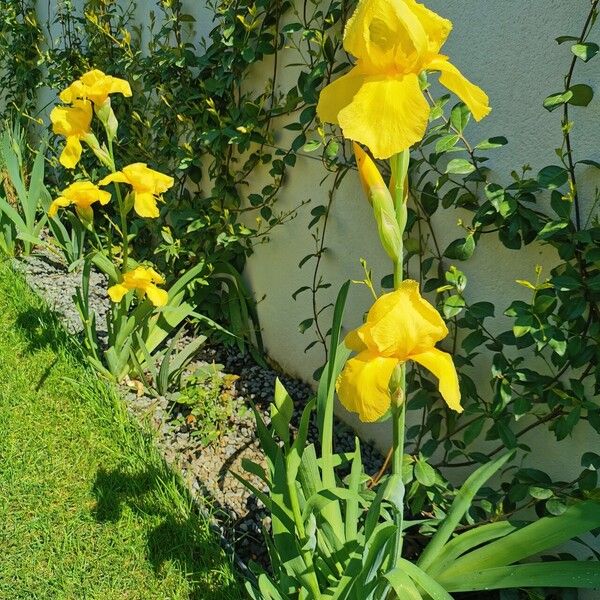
[345,328,367,353]
[60,136,83,169]
[48,197,71,218]
[145,284,169,307]
[50,100,92,137]
[59,81,84,104]
[144,266,165,285]
[98,171,130,187]
[427,55,490,121]
[336,351,399,422]
[148,170,174,195]
[343,0,427,72]
[84,73,131,106]
[133,191,160,218]
[97,189,111,205]
[119,163,151,189]
[52,181,111,217]
[405,0,452,55]
[412,348,462,412]
[61,70,132,105]
[356,280,448,358]
[336,73,430,159]
[107,283,129,303]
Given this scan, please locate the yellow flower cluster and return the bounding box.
[48,69,173,307]
[50,69,131,169]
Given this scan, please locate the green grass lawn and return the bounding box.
[0,259,244,600]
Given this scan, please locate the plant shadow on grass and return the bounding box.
[12,306,76,389]
[13,305,73,353]
[92,464,240,600]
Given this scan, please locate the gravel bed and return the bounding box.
[14,250,384,571]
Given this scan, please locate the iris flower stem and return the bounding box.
[389,149,410,566]
[106,134,128,272]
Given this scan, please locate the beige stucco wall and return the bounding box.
[242,0,600,485]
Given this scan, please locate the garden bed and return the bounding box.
[15,249,384,570]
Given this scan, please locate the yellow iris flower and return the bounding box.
[317,0,490,159]
[60,69,132,107]
[99,163,175,218]
[48,180,111,222]
[107,266,169,307]
[50,99,93,169]
[337,280,462,422]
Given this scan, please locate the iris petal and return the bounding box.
[60,136,83,169]
[345,329,367,352]
[107,283,128,303]
[336,351,399,422]
[150,171,175,194]
[412,348,462,412]
[336,73,430,159]
[366,280,449,357]
[405,0,452,54]
[344,0,427,72]
[316,67,366,126]
[134,192,160,218]
[99,172,129,186]
[427,55,490,121]
[48,197,71,218]
[145,285,169,307]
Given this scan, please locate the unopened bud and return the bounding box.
[372,190,402,263]
[95,98,119,141]
[354,142,403,261]
[389,363,405,409]
[82,133,113,169]
[354,142,387,205]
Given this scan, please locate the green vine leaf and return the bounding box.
[550,190,572,219]
[415,458,436,487]
[556,35,580,44]
[445,158,475,175]
[543,90,573,111]
[475,136,508,150]
[298,318,314,334]
[444,236,476,261]
[568,83,594,106]
[303,139,322,153]
[537,165,569,189]
[450,102,470,132]
[538,220,569,240]
[571,42,599,62]
[435,134,460,153]
[443,295,466,319]
[292,286,311,301]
